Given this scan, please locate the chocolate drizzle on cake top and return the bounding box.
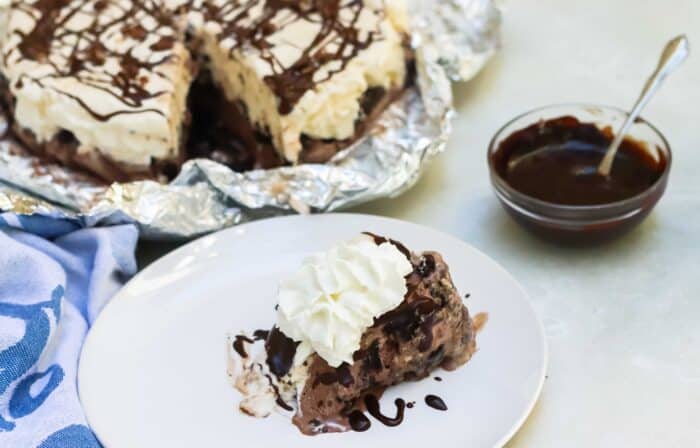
[203,0,385,114]
[6,0,185,121]
[14,0,71,63]
[6,0,386,119]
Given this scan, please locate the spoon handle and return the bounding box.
[598,35,690,176]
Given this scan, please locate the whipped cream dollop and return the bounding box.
[277,235,413,368]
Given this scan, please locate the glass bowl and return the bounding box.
[487,104,672,244]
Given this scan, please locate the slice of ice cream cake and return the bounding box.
[228,233,477,435]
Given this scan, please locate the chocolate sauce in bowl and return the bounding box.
[492,116,666,206]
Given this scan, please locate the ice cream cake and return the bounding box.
[0,0,411,182]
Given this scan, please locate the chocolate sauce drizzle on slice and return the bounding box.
[349,394,415,432]
[257,363,295,412]
[233,329,270,358]
[204,0,386,114]
[348,410,371,432]
[364,395,406,427]
[353,339,383,372]
[276,396,294,412]
[363,231,412,260]
[253,329,270,340]
[425,394,447,411]
[233,335,255,358]
[233,329,297,412]
[365,233,445,355]
[265,326,300,378]
[375,295,440,352]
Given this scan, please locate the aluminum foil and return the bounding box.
[0,0,501,240]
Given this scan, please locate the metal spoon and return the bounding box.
[598,35,690,177]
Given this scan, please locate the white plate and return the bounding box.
[79,214,547,448]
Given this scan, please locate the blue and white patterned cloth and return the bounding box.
[0,213,138,447]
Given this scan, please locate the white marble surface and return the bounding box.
[138,1,700,446]
[353,0,700,446]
